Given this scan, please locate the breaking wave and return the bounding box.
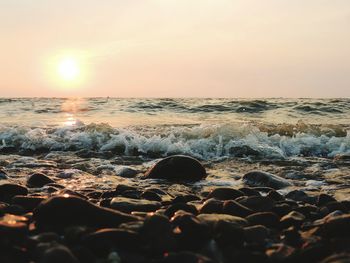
[0,122,349,160]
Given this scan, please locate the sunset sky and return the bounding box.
[1,0,349,97]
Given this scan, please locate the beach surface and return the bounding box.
[0,98,350,262]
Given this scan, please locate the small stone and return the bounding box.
[0,169,8,179]
[200,198,223,214]
[214,220,244,248]
[140,214,175,253]
[110,197,161,213]
[165,203,198,217]
[280,211,306,229]
[238,196,275,212]
[246,212,280,228]
[285,190,316,204]
[243,170,291,189]
[207,187,244,200]
[171,213,210,250]
[266,244,295,261]
[144,155,206,181]
[27,173,54,188]
[222,200,253,217]
[197,213,248,227]
[244,225,269,243]
[317,193,336,206]
[115,166,138,178]
[140,190,162,202]
[316,214,350,238]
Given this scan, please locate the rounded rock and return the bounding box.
[144,155,206,181]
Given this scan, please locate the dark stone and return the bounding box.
[282,226,302,247]
[271,203,293,217]
[244,225,269,243]
[144,155,206,181]
[267,190,284,201]
[12,195,45,212]
[222,200,253,217]
[140,190,162,202]
[280,211,305,229]
[197,214,248,228]
[200,198,223,214]
[110,197,161,213]
[83,228,139,254]
[40,245,79,263]
[207,187,244,200]
[0,184,28,202]
[171,213,211,250]
[266,244,295,262]
[316,214,350,238]
[27,173,54,188]
[214,220,244,248]
[246,212,280,228]
[165,203,198,218]
[243,170,291,189]
[33,195,139,230]
[238,196,275,212]
[285,190,316,204]
[140,214,175,254]
[239,187,261,197]
[0,169,8,179]
[317,194,337,206]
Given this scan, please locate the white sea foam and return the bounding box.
[0,122,349,160]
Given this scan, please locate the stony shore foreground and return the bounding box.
[0,155,349,263]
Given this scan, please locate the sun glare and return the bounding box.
[57,57,80,81]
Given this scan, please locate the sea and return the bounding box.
[0,98,349,200]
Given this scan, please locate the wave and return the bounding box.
[0,122,349,160]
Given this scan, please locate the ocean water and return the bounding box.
[0,98,349,159]
[0,98,349,199]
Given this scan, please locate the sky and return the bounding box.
[0,0,350,98]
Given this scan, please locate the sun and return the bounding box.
[57,57,80,81]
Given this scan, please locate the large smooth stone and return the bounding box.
[33,195,139,230]
[243,170,291,189]
[144,155,206,181]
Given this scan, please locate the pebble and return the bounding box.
[110,197,161,213]
[207,187,244,200]
[27,172,54,188]
[243,170,292,189]
[246,212,280,228]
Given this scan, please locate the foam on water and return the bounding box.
[0,121,349,160]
